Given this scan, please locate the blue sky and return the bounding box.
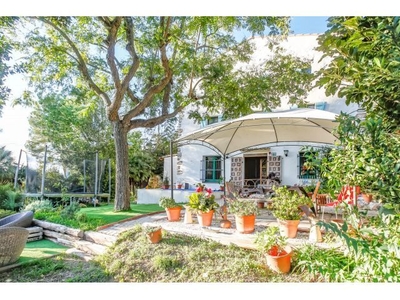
[290,16,329,34]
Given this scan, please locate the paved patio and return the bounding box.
[97,208,344,251]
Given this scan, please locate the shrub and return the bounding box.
[22,199,54,213]
[61,202,81,219]
[227,199,259,216]
[271,186,312,220]
[159,197,180,209]
[188,189,219,213]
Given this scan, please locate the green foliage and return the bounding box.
[0,208,15,218]
[22,199,54,213]
[318,114,400,204]
[227,199,259,217]
[163,176,170,185]
[271,186,312,220]
[317,16,400,128]
[158,197,180,209]
[254,226,287,255]
[292,244,352,282]
[34,209,106,231]
[0,17,20,115]
[0,253,112,282]
[188,191,219,213]
[143,225,162,234]
[0,183,24,210]
[314,211,400,282]
[60,201,81,219]
[96,225,295,282]
[0,146,15,182]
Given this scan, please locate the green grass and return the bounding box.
[0,253,113,282]
[95,224,307,282]
[81,203,165,225]
[18,239,69,264]
[34,202,165,231]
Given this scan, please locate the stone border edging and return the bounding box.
[96,211,165,231]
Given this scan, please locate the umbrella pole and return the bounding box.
[170,140,173,200]
[223,155,226,203]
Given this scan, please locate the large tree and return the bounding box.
[0,17,19,118]
[4,17,313,211]
[316,16,400,129]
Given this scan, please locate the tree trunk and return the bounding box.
[113,121,131,211]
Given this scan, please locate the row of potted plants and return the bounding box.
[158,185,312,273]
[159,185,311,236]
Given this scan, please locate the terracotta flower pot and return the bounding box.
[147,228,162,244]
[257,201,265,209]
[265,245,292,273]
[165,207,182,222]
[220,219,232,228]
[235,214,256,234]
[197,210,214,226]
[362,193,373,204]
[277,219,300,238]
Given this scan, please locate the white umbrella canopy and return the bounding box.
[176,108,339,155]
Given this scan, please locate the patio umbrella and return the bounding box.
[175,108,339,155]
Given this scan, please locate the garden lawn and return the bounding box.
[18,239,69,263]
[81,203,164,225]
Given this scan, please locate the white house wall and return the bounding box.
[166,34,360,188]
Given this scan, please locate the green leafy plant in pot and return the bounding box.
[188,188,219,226]
[143,225,162,244]
[163,176,170,189]
[255,225,292,273]
[227,199,259,234]
[159,197,182,222]
[271,185,313,238]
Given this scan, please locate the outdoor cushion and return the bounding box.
[0,211,34,228]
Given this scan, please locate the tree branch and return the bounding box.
[120,17,140,96]
[36,17,112,106]
[128,106,183,130]
[122,17,173,123]
[127,88,140,105]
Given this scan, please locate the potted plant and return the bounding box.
[271,185,313,238]
[163,176,170,189]
[159,197,182,222]
[195,182,206,192]
[254,225,292,273]
[144,225,162,244]
[176,181,183,189]
[227,199,259,234]
[188,188,219,226]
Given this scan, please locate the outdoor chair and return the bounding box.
[224,181,242,201]
[0,211,34,228]
[320,185,358,220]
[0,226,29,267]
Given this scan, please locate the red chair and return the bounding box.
[321,185,359,220]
